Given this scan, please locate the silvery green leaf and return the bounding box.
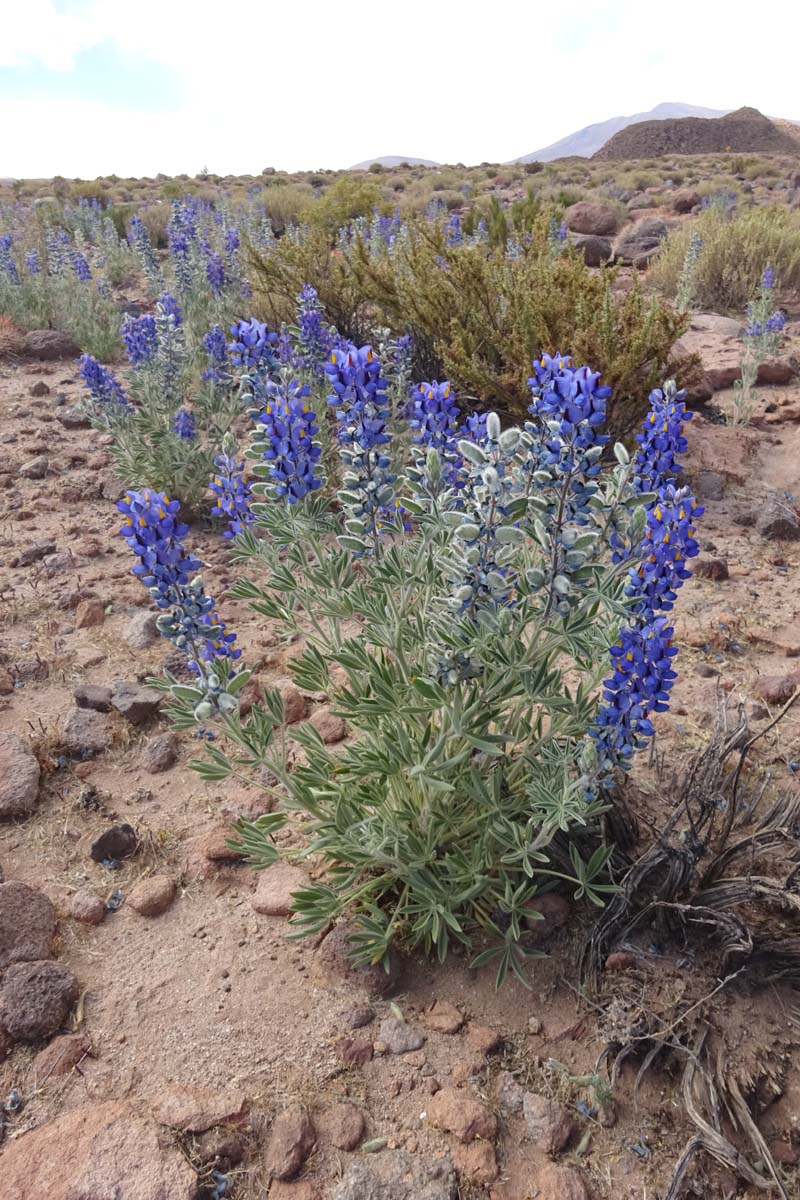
[458,440,486,465]
[613,442,630,466]
[526,568,545,588]
[486,412,501,441]
[338,535,368,552]
[552,574,570,595]
[495,526,525,544]
[499,428,521,452]
[454,523,481,540]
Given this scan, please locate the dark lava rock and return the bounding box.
[0,959,80,1040]
[90,824,139,864]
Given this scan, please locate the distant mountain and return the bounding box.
[350,155,440,170]
[593,106,800,160]
[513,103,730,163]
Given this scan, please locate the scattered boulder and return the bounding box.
[111,680,161,725]
[0,881,56,966]
[671,189,701,213]
[264,1105,316,1180]
[614,217,668,267]
[0,731,40,819]
[0,959,79,1040]
[141,732,179,774]
[753,672,800,706]
[563,201,620,236]
[61,707,113,756]
[331,1149,456,1200]
[522,1091,575,1154]
[19,454,48,480]
[453,1141,499,1185]
[318,1101,366,1150]
[314,922,398,997]
[568,232,613,267]
[75,598,105,628]
[126,609,160,650]
[32,1032,91,1080]
[69,890,106,925]
[426,1087,497,1143]
[128,876,177,917]
[90,823,139,864]
[379,1016,425,1055]
[151,1083,248,1132]
[24,329,81,360]
[0,1100,197,1199]
[250,863,308,916]
[423,1000,464,1035]
[73,683,113,713]
[757,502,800,541]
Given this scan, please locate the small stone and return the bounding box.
[522,1091,575,1154]
[70,890,106,925]
[310,708,348,743]
[494,1070,525,1115]
[19,455,49,480]
[453,1141,499,1185]
[75,599,105,628]
[57,407,90,430]
[0,670,13,695]
[379,1017,425,1055]
[318,1102,366,1150]
[264,1105,316,1180]
[250,863,308,916]
[30,380,51,397]
[344,1004,374,1029]
[0,959,80,1040]
[533,1164,592,1200]
[605,950,636,971]
[151,1083,247,1132]
[465,1023,503,1054]
[128,876,176,917]
[193,1128,246,1167]
[423,1000,464,1035]
[199,827,245,862]
[277,681,310,725]
[14,538,55,566]
[111,680,161,725]
[125,610,160,650]
[757,503,800,541]
[90,823,138,863]
[61,708,113,756]
[523,892,571,941]
[0,731,41,818]
[335,1036,374,1067]
[331,1150,455,1200]
[528,1016,542,1034]
[693,558,729,581]
[32,1032,91,1080]
[754,672,800,706]
[141,732,179,774]
[314,922,399,998]
[24,329,80,360]
[426,1087,497,1144]
[0,881,56,966]
[73,683,113,713]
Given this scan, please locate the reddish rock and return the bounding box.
[0,1100,196,1199]
[277,681,311,725]
[605,951,636,971]
[533,1163,592,1199]
[335,1036,374,1067]
[250,863,308,916]
[0,670,13,695]
[61,707,113,756]
[310,708,348,743]
[0,959,79,1040]
[0,880,56,966]
[32,1032,91,1080]
[671,189,701,213]
[199,827,245,862]
[522,1091,575,1154]
[693,558,729,581]
[314,922,398,997]
[111,680,161,725]
[524,892,571,941]
[423,1000,464,1035]
[151,1083,248,1132]
[70,890,106,925]
[426,1087,497,1143]
[568,233,613,267]
[73,683,113,712]
[453,1140,499,1185]
[75,599,105,628]
[264,1105,316,1180]
[318,1101,366,1150]
[465,1023,503,1054]
[754,671,800,706]
[769,1139,799,1166]
[563,201,621,236]
[128,876,177,917]
[0,731,40,819]
[141,732,180,773]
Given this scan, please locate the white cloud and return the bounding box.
[2,0,798,175]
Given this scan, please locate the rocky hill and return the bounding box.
[514,102,729,163]
[593,106,799,160]
[351,155,439,169]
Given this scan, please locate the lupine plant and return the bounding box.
[150,340,701,985]
[731,264,786,425]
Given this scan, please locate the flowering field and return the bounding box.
[1,167,800,1199]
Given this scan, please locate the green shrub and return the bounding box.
[263,182,315,232]
[300,176,384,238]
[650,205,800,311]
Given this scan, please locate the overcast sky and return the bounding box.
[2,0,798,178]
